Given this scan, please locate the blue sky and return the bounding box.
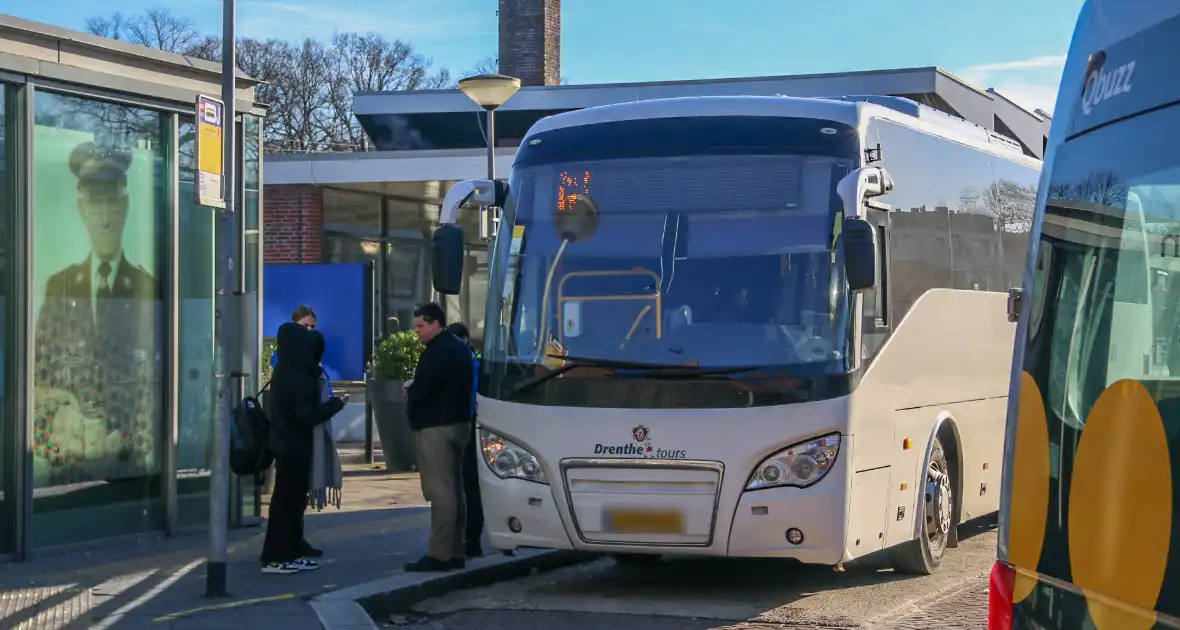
[12,0,1083,113]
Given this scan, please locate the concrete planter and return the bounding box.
[368,379,416,472]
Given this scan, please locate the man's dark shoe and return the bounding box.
[464,544,483,558]
[404,555,453,572]
[450,557,467,570]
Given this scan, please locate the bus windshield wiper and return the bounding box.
[507,355,759,398]
[608,365,761,379]
[506,355,638,398]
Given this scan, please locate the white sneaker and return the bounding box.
[292,558,320,571]
[261,562,300,574]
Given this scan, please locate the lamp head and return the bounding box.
[458,74,522,110]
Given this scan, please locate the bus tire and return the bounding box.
[611,553,662,566]
[890,436,953,575]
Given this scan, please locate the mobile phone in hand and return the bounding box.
[339,393,351,403]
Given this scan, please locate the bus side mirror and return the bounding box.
[431,225,466,295]
[843,219,877,292]
[439,179,509,240]
[836,166,894,219]
[477,179,510,207]
[1007,287,1023,323]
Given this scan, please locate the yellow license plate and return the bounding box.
[604,508,685,534]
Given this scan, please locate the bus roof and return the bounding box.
[1045,2,1180,145]
[525,95,861,134]
[523,95,1039,166]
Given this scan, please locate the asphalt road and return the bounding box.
[385,517,997,629]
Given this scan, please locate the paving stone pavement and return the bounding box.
[391,576,989,630]
[724,575,988,629]
[865,575,988,630]
[1,463,438,630]
[722,576,988,630]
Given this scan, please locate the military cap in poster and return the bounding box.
[68,141,132,184]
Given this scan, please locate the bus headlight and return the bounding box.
[480,430,548,484]
[746,433,841,491]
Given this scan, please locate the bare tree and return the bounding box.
[271,39,338,153]
[1047,172,1128,208]
[983,179,1038,233]
[85,8,461,153]
[185,36,222,62]
[467,55,500,76]
[84,13,126,41]
[325,32,453,150]
[126,8,204,53]
[85,7,204,54]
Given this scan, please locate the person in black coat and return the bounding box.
[403,303,475,572]
[260,322,346,575]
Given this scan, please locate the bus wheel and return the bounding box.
[611,553,662,566]
[890,436,953,575]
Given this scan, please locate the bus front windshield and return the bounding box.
[482,151,857,394]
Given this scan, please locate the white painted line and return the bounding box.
[90,559,203,629]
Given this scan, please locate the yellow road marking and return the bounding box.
[151,593,296,621]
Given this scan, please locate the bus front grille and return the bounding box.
[559,458,724,547]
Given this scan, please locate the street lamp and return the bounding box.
[458,73,521,180]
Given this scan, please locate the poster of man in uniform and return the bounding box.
[31,111,163,490]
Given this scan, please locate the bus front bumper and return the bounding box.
[478,464,849,565]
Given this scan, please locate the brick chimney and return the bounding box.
[498,0,560,86]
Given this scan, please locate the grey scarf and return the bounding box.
[308,374,343,511]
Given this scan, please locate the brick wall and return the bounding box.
[263,185,323,264]
[498,0,560,86]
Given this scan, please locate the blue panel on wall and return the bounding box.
[264,263,369,381]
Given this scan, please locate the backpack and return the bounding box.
[231,382,274,476]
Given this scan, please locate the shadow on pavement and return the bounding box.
[1,473,435,630]
[535,514,997,602]
[408,514,999,629]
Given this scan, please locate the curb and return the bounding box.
[310,549,593,629]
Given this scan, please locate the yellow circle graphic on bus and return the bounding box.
[1009,371,1051,602]
[1069,378,1172,630]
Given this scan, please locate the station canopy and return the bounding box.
[353,66,1051,160]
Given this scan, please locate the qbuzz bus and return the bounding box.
[991,2,1180,629]
[432,92,1041,574]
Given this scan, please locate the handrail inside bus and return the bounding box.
[556,268,664,343]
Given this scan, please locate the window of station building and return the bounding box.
[385,197,437,234]
[465,248,489,344]
[173,115,217,527]
[0,84,12,554]
[29,90,168,547]
[242,116,262,298]
[240,114,263,520]
[323,233,381,265]
[322,188,380,237]
[386,240,422,300]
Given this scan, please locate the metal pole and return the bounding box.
[486,107,496,180]
[363,385,374,465]
[207,0,236,599]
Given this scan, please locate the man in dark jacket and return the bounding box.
[404,303,475,571]
[260,322,346,574]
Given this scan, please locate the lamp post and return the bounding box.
[458,74,522,180]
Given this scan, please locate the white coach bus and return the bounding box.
[431,93,1042,574]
